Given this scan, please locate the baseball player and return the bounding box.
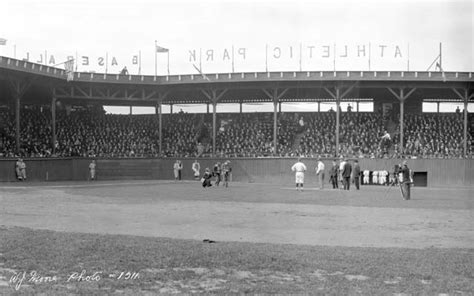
[89,160,96,181]
[192,160,201,180]
[291,158,307,192]
[221,161,232,188]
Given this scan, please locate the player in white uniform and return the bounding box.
[372,170,379,184]
[363,170,370,184]
[192,160,201,180]
[291,158,307,192]
[89,160,96,180]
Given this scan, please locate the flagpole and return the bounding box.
[368,42,371,71]
[167,50,170,75]
[299,42,302,71]
[154,40,157,76]
[45,50,47,65]
[265,44,268,72]
[139,50,142,75]
[199,48,202,72]
[333,43,336,71]
[105,52,108,74]
[75,51,78,71]
[407,43,410,71]
[14,44,16,58]
[439,42,442,71]
[231,45,235,73]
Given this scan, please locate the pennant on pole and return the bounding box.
[155,45,169,53]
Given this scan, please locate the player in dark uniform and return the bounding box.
[202,168,213,188]
[213,162,221,186]
[221,161,232,188]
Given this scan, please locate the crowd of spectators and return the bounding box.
[296,112,387,158]
[0,105,472,158]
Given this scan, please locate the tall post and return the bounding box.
[212,101,217,157]
[273,93,278,155]
[387,87,417,156]
[129,105,132,116]
[400,94,405,151]
[335,87,340,156]
[463,92,468,158]
[239,101,242,113]
[15,92,20,155]
[439,42,442,71]
[356,101,359,112]
[158,100,162,156]
[170,104,173,114]
[437,102,440,113]
[51,96,57,154]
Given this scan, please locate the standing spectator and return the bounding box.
[342,158,352,190]
[89,160,96,181]
[352,160,361,190]
[192,160,200,180]
[399,160,411,200]
[329,160,339,189]
[315,157,325,190]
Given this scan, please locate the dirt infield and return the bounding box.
[1,180,472,249]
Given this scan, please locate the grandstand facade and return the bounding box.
[0,56,473,185]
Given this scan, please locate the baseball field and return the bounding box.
[0,180,473,295]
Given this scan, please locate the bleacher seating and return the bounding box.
[0,106,471,158]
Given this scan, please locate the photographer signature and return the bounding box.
[9,270,139,291]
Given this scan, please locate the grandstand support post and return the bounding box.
[157,100,162,156]
[8,78,31,155]
[262,88,289,156]
[201,88,228,157]
[51,94,57,155]
[323,83,356,156]
[452,88,471,157]
[156,92,169,157]
[387,87,417,153]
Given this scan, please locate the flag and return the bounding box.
[0,38,6,45]
[156,45,169,53]
[64,59,75,82]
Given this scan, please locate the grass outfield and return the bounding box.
[0,226,473,295]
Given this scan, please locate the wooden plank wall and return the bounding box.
[0,158,472,187]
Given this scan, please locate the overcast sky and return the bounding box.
[1,0,473,75]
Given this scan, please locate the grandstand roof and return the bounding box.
[1,56,473,106]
